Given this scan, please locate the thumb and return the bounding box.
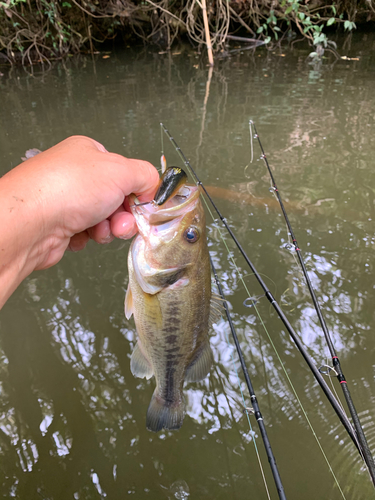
[106,153,160,202]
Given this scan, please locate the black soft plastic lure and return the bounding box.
[153,166,188,206]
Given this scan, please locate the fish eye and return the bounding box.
[184,227,199,243]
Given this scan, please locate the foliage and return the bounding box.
[255,0,359,50]
[0,0,374,64]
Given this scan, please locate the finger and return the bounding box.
[68,231,90,252]
[108,206,124,219]
[87,219,114,244]
[90,139,108,153]
[64,135,108,153]
[111,211,138,240]
[107,155,160,201]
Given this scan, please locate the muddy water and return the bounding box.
[1,32,375,500]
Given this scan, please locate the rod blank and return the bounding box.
[251,120,375,486]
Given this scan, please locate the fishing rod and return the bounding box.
[159,122,361,455]
[210,255,287,500]
[250,120,375,485]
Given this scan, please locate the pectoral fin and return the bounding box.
[131,342,154,380]
[185,341,213,383]
[124,284,134,320]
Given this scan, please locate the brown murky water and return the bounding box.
[1,32,375,499]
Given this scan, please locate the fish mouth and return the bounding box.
[129,185,200,225]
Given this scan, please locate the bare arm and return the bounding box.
[0,135,159,309]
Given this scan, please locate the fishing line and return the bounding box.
[213,330,272,500]
[250,120,375,486]
[159,122,360,455]
[249,120,254,165]
[210,204,347,497]
[243,121,254,178]
[324,357,367,467]
[210,255,285,500]
[160,125,165,157]
[252,305,347,500]
[159,123,349,497]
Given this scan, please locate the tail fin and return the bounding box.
[146,392,185,432]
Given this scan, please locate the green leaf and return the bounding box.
[257,26,263,33]
[264,36,271,44]
[298,12,305,21]
[344,20,356,31]
[274,26,281,31]
[285,6,293,15]
[327,17,335,26]
[62,2,71,7]
[313,33,327,46]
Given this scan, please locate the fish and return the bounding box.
[204,184,305,213]
[125,180,219,432]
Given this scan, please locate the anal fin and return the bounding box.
[131,342,153,380]
[185,341,213,383]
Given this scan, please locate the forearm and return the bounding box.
[0,165,53,309]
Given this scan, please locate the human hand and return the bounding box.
[0,135,159,307]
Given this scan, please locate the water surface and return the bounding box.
[1,33,375,499]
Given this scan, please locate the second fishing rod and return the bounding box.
[210,255,287,500]
[250,120,375,485]
[159,122,361,457]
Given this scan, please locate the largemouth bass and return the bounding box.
[125,184,216,432]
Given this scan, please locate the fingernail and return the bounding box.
[102,235,114,243]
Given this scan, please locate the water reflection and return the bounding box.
[1,32,375,499]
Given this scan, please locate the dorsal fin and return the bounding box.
[209,293,226,325]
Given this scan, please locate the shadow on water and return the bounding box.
[1,31,375,499]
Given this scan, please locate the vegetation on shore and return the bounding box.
[0,0,374,65]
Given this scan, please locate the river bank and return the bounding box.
[0,0,374,66]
